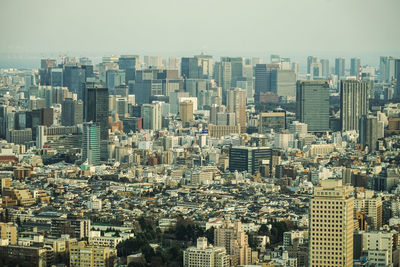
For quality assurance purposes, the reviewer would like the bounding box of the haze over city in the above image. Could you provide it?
[1,0,400,267]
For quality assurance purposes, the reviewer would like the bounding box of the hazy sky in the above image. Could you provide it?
[1,0,400,62]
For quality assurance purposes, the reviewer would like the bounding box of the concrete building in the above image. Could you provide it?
[259,112,286,134]
[309,179,354,267]
[296,80,330,132]
[0,222,18,245]
[82,122,100,166]
[141,102,162,131]
[226,88,246,130]
[179,100,194,126]
[335,57,345,79]
[183,237,229,267]
[69,241,117,267]
[340,80,369,132]
[214,221,251,266]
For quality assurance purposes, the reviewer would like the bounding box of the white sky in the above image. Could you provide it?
[1,0,399,62]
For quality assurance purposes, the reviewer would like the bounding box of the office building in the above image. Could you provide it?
[82,122,100,166]
[183,237,229,267]
[395,59,400,98]
[84,87,109,141]
[63,65,86,99]
[309,179,354,267]
[221,57,244,88]
[226,88,246,129]
[296,81,330,132]
[380,56,397,83]
[359,115,381,152]
[214,220,251,266]
[141,102,162,130]
[350,57,361,78]
[335,57,345,79]
[181,55,213,79]
[307,56,318,74]
[255,64,268,97]
[340,80,369,132]
[118,55,137,83]
[229,146,273,175]
[50,68,63,87]
[354,189,382,230]
[320,59,330,78]
[214,61,232,92]
[62,98,83,126]
[179,100,194,125]
[106,69,125,93]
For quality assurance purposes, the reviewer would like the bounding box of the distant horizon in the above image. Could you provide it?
[1,51,399,70]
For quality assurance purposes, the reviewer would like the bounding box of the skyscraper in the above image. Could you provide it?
[307,56,317,74]
[221,57,244,88]
[380,56,397,83]
[141,102,162,130]
[63,65,86,99]
[320,59,330,78]
[335,57,345,79]
[84,87,109,141]
[255,64,268,96]
[179,100,194,126]
[226,88,246,130]
[214,61,232,92]
[50,68,63,87]
[350,57,361,78]
[359,115,379,152]
[296,81,330,132]
[340,80,369,132]
[62,98,83,126]
[309,179,354,267]
[82,122,100,166]
[118,55,137,84]
[214,220,251,266]
[395,59,400,98]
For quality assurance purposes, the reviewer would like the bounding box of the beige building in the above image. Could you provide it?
[354,189,383,230]
[183,237,229,267]
[214,220,251,266]
[360,231,394,266]
[69,241,117,267]
[309,179,354,267]
[0,222,18,245]
[179,100,194,125]
[226,88,247,131]
[208,124,241,138]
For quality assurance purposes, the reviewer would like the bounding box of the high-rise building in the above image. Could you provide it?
[350,57,361,78]
[106,69,125,93]
[221,57,244,88]
[359,115,380,152]
[380,56,397,83]
[395,59,400,98]
[141,102,162,130]
[62,98,83,126]
[226,88,246,129]
[340,80,369,132]
[82,122,100,166]
[229,146,273,175]
[320,59,330,78]
[181,55,213,79]
[214,61,232,92]
[335,57,346,79]
[50,68,63,87]
[354,189,382,230]
[118,55,137,84]
[255,64,268,96]
[179,100,194,126]
[307,56,318,74]
[84,87,109,141]
[214,220,251,266]
[63,65,86,99]
[296,81,330,132]
[183,237,229,267]
[309,179,354,267]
